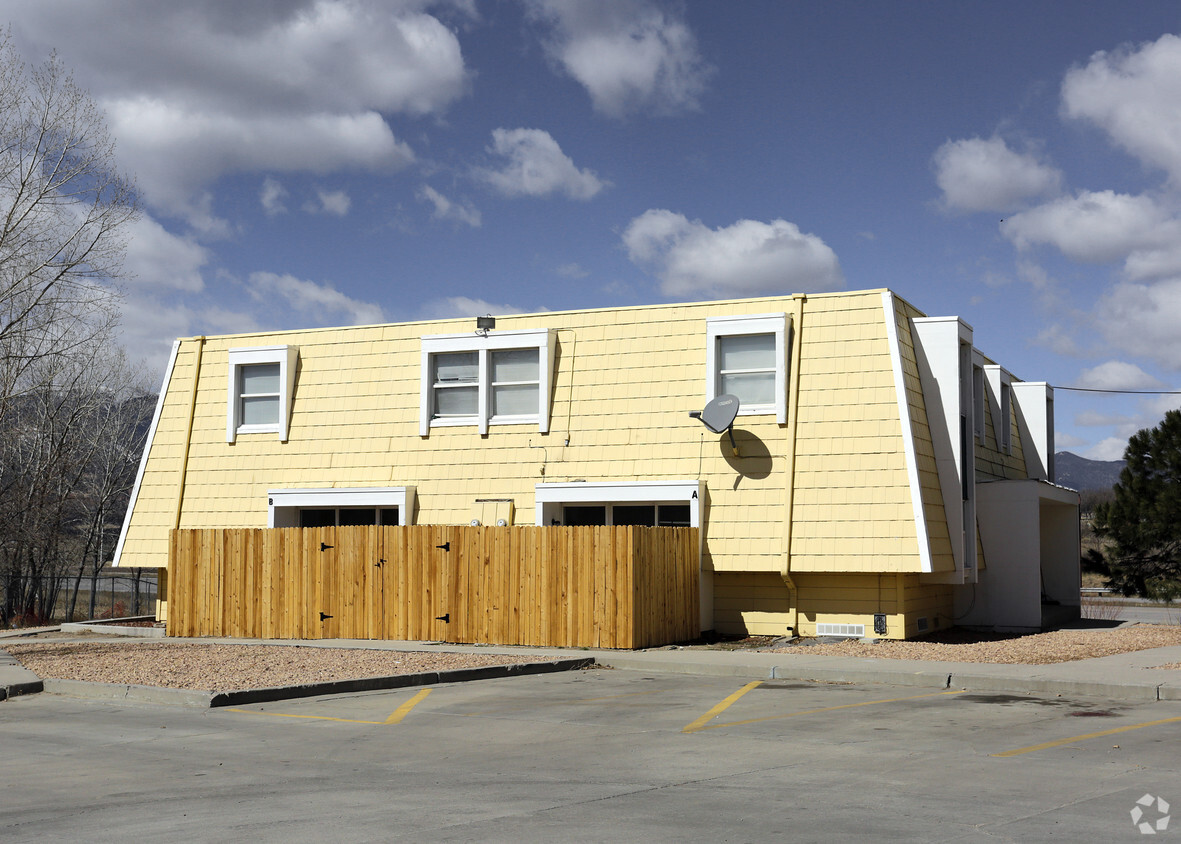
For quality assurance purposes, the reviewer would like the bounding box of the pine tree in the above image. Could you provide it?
[1092,410,1181,598]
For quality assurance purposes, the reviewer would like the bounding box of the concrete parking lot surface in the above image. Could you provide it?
[3,669,1181,842]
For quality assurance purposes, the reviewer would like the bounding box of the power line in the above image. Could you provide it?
[1053,386,1181,395]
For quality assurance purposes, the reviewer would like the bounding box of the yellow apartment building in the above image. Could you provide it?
[113,288,1080,640]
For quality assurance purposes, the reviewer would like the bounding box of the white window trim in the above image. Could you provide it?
[971,356,986,441]
[984,364,1013,455]
[535,480,702,527]
[227,345,298,443]
[420,328,555,436]
[705,313,788,424]
[267,487,416,527]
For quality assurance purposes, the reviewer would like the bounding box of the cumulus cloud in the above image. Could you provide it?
[247,272,385,326]
[122,215,209,292]
[622,209,844,297]
[1062,33,1181,184]
[1000,190,1181,264]
[525,0,712,118]
[933,137,1061,212]
[1075,360,1164,391]
[260,178,288,216]
[477,128,607,200]
[8,1,467,220]
[305,189,352,216]
[1096,279,1181,370]
[418,184,482,227]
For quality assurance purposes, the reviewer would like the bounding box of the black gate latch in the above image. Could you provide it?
[319,612,333,621]
[435,613,450,623]
[436,542,450,552]
[320,542,333,552]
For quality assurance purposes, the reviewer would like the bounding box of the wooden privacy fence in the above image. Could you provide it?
[168,525,699,649]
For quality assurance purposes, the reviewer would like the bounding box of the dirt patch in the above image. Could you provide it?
[763,625,1181,665]
[4,641,526,692]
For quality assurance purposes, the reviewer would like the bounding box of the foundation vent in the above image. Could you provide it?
[916,617,930,632]
[816,623,865,638]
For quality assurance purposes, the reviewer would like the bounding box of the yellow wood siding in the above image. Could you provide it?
[788,294,923,573]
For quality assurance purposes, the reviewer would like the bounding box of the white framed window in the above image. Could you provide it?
[705,313,788,423]
[420,329,555,435]
[535,480,702,528]
[268,487,416,527]
[227,345,298,443]
[972,362,985,440]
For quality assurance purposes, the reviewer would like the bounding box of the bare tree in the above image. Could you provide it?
[0,35,141,626]
[0,33,138,416]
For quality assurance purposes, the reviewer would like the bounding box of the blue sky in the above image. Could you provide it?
[5,0,1181,459]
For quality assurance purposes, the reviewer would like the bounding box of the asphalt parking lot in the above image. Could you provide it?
[3,669,1180,842]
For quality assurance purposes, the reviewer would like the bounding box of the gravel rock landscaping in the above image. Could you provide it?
[4,641,524,692]
[764,624,1181,664]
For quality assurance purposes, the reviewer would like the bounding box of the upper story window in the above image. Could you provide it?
[226,345,298,443]
[705,313,788,423]
[420,328,554,435]
[984,364,1013,455]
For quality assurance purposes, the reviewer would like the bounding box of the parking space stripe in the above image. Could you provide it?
[682,681,763,733]
[385,689,432,724]
[701,689,966,731]
[223,709,390,725]
[992,715,1181,757]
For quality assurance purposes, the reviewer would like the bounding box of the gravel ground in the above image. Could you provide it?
[763,624,1181,665]
[4,641,524,692]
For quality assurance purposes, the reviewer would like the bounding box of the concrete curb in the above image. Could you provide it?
[0,650,44,701]
[40,657,596,708]
[60,617,165,638]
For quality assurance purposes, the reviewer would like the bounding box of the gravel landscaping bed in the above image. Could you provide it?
[764,624,1181,664]
[4,642,525,692]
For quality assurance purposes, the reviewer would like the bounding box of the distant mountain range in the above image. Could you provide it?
[1055,451,1125,492]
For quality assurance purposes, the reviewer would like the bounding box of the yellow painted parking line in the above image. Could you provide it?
[683,681,763,733]
[701,689,966,732]
[385,688,432,724]
[992,715,1181,757]
[223,689,434,727]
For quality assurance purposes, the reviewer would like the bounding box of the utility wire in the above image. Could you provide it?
[1052,386,1181,395]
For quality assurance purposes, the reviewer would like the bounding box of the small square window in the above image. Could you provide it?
[706,313,788,423]
[227,346,298,443]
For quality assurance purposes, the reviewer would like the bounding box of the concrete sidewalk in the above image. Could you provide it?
[4,631,1181,705]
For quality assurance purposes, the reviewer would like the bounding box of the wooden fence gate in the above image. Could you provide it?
[167,525,698,649]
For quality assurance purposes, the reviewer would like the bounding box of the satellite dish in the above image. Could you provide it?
[698,394,739,434]
[689,394,741,455]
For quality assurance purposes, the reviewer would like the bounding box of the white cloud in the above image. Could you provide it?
[306,189,352,216]
[556,262,589,278]
[122,215,209,292]
[1000,190,1181,264]
[260,178,288,216]
[8,2,467,221]
[477,128,608,200]
[417,296,531,320]
[247,272,385,326]
[1096,279,1181,370]
[525,0,712,118]
[1062,33,1181,184]
[418,184,482,227]
[933,137,1061,213]
[1075,360,1164,391]
[1085,436,1132,461]
[108,100,412,220]
[622,209,844,297]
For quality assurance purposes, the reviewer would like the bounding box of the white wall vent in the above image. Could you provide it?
[916,617,930,632]
[816,623,865,638]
